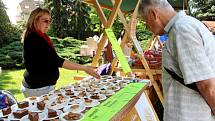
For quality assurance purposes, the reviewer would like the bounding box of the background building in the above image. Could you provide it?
[16,0,42,23]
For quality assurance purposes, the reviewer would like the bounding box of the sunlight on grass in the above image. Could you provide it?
[0,68,87,101]
[56,68,87,89]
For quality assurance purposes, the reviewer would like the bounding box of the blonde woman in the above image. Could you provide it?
[22,7,100,97]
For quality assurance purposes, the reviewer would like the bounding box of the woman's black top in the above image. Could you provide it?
[23,32,65,89]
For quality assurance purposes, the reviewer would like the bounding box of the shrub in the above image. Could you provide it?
[51,37,92,64]
[0,36,91,69]
[0,41,23,69]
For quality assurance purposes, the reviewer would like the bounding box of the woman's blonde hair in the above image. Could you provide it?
[22,7,50,41]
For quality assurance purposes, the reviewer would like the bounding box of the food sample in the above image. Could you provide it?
[29,96,37,101]
[65,88,71,92]
[13,109,28,119]
[65,90,74,96]
[63,112,82,120]
[28,112,39,121]
[112,76,122,80]
[107,86,119,91]
[77,91,87,97]
[70,96,80,100]
[65,91,74,96]
[37,101,45,110]
[100,90,107,94]
[57,93,63,97]
[48,109,57,118]
[41,95,49,101]
[56,96,65,104]
[116,82,127,87]
[102,82,111,86]
[86,88,96,92]
[91,84,100,89]
[100,88,108,94]
[74,87,84,91]
[90,93,100,100]
[84,98,92,103]
[2,106,11,116]
[81,82,89,87]
[17,101,29,109]
[101,75,112,79]
[70,105,79,110]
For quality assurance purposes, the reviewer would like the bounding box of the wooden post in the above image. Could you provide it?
[91,0,123,67]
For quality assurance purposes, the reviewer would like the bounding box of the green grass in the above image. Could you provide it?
[0,69,87,101]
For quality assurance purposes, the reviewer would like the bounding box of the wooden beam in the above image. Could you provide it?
[91,0,123,67]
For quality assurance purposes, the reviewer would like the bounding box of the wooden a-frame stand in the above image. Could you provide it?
[145,34,163,51]
[84,0,164,106]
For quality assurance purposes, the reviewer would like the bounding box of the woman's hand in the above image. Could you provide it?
[83,66,100,79]
[62,60,100,79]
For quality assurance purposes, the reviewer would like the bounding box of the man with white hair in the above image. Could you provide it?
[138,0,215,120]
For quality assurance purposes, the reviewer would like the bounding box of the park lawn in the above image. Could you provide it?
[0,68,87,101]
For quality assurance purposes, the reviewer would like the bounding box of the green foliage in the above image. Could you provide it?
[0,36,91,70]
[88,8,151,44]
[16,20,26,32]
[89,8,125,38]
[112,16,124,39]
[0,41,23,69]
[77,56,92,64]
[0,36,91,69]
[136,19,152,41]
[0,0,19,47]
[44,0,94,39]
[0,0,22,68]
[43,0,152,49]
[51,37,92,64]
[134,19,152,51]
[0,0,9,24]
[140,39,150,51]
[0,0,23,69]
[189,0,215,20]
[5,25,22,42]
[89,11,101,33]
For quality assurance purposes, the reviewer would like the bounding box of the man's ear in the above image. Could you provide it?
[148,8,158,21]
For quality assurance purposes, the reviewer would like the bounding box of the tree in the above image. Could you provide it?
[89,8,125,39]
[67,0,93,39]
[51,0,62,38]
[189,0,215,20]
[43,0,152,42]
[44,0,93,40]
[0,0,12,47]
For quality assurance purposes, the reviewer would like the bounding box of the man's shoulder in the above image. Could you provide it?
[173,15,204,33]
[175,15,198,25]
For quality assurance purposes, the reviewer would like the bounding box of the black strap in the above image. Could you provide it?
[164,67,199,92]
